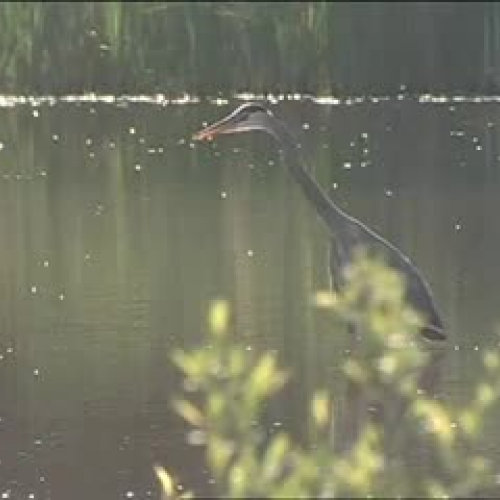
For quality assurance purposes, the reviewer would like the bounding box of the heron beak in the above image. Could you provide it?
[192,114,240,141]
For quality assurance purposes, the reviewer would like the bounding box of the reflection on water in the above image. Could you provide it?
[0,96,499,498]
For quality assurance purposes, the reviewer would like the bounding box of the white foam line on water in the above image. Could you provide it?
[0,93,201,107]
[2,93,500,108]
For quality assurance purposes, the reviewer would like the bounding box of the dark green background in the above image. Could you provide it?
[2,2,500,95]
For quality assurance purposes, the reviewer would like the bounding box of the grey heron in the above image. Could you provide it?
[193,103,445,342]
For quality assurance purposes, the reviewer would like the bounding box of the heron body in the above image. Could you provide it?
[193,103,445,342]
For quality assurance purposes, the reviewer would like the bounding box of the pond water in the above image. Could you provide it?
[0,94,499,499]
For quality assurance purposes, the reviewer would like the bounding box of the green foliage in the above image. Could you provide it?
[1,3,500,95]
[0,2,336,95]
[156,253,500,498]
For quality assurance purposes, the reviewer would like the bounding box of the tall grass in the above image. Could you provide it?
[1,3,500,95]
[0,2,335,95]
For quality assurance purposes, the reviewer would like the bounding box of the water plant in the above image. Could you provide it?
[156,252,500,498]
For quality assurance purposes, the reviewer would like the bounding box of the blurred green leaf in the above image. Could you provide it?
[159,253,500,498]
[209,299,230,338]
[173,399,205,428]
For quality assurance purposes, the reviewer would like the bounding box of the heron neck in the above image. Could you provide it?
[271,118,352,235]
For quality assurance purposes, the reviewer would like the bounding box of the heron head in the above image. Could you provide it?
[193,103,275,141]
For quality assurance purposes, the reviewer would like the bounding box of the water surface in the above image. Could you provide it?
[0,95,499,498]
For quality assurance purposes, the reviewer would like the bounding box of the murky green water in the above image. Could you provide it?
[0,95,499,499]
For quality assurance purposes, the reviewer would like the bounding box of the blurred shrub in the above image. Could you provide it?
[156,251,500,498]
